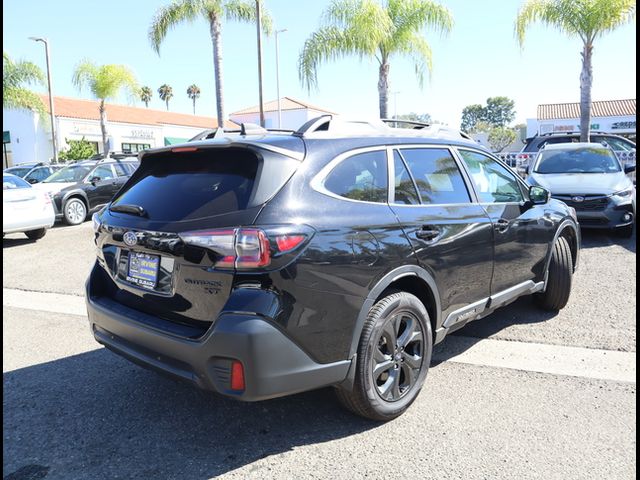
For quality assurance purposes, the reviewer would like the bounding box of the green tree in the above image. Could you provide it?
[58,137,97,162]
[140,86,153,107]
[460,104,486,132]
[72,61,138,156]
[158,84,173,110]
[516,0,635,142]
[299,0,453,118]
[488,127,517,152]
[187,84,201,114]
[150,0,272,126]
[3,52,46,115]
[484,96,515,127]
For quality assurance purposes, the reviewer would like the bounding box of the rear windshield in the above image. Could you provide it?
[111,147,298,222]
[3,175,31,189]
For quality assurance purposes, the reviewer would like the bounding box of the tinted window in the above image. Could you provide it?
[324,150,388,203]
[597,136,635,152]
[113,163,130,177]
[3,175,31,189]
[25,167,50,182]
[393,151,419,205]
[5,167,31,177]
[534,147,621,174]
[399,148,470,204]
[458,150,524,203]
[112,149,263,222]
[44,165,92,183]
[92,165,115,181]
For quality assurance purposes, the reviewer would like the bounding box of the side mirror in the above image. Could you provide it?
[624,164,636,174]
[27,178,38,184]
[89,176,101,185]
[529,185,550,205]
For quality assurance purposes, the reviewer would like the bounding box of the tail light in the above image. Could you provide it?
[43,192,52,205]
[179,226,311,270]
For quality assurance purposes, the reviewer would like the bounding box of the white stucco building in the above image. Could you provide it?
[230,97,336,130]
[3,95,235,168]
[526,99,636,140]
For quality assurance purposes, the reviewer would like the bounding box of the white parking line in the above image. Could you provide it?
[3,288,636,383]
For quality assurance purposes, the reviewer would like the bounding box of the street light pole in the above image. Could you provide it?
[275,29,287,129]
[392,91,400,127]
[255,1,265,127]
[29,37,58,163]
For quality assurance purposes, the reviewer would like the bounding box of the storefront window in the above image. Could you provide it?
[122,143,151,154]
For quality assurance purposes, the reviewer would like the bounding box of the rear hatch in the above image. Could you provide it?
[91,143,302,338]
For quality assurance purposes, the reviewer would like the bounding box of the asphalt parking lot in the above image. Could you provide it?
[3,222,636,480]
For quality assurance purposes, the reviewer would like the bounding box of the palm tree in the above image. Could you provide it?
[150,0,273,127]
[158,84,174,110]
[3,52,46,115]
[187,84,201,114]
[140,86,153,107]
[72,60,138,156]
[516,0,635,142]
[299,0,453,118]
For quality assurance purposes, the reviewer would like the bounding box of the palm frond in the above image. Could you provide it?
[398,33,433,88]
[224,0,273,35]
[3,87,46,116]
[73,60,139,102]
[149,0,206,54]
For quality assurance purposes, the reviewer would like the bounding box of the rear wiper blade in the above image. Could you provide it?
[109,203,147,217]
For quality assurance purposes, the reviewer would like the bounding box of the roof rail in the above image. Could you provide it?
[381,118,431,129]
[295,115,473,142]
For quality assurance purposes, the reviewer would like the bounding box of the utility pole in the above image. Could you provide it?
[29,37,58,163]
[275,29,287,128]
[255,1,265,127]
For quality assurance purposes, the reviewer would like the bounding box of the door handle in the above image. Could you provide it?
[494,218,510,233]
[415,226,440,241]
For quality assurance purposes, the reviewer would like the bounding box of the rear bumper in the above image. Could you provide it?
[86,276,351,401]
[3,213,55,234]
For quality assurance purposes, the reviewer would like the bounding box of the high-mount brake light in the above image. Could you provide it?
[171,147,199,153]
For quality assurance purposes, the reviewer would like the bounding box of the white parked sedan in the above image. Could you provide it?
[3,173,55,240]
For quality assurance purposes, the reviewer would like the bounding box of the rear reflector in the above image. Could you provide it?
[230,360,245,391]
[275,234,306,252]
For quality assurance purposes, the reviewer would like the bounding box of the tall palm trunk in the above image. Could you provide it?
[192,98,196,115]
[165,99,169,110]
[579,42,593,142]
[378,62,390,119]
[99,99,109,156]
[209,15,225,127]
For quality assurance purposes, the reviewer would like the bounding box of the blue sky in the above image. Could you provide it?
[3,0,636,127]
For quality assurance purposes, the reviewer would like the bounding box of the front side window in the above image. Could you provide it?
[25,167,50,182]
[458,149,524,203]
[399,148,471,204]
[323,150,388,203]
[44,165,92,183]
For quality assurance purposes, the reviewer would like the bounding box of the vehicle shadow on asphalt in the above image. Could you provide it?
[2,237,37,249]
[431,295,558,366]
[3,350,380,479]
[579,227,635,254]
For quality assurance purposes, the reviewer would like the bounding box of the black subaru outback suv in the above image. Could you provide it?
[86,117,580,420]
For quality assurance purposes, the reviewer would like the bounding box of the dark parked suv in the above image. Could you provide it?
[35,156,139,225]
[86,117,580,420]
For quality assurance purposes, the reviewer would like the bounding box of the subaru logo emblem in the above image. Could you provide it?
[123,231,138,246]
[572,196,585,203]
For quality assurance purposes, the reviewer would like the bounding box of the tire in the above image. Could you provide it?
[336,291,433,421]
[535,236,573,311]
[63,198,87,225]
[25,228,47,240]
[615,224,634,238]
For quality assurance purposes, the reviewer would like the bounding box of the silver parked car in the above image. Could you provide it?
[527,142,636,237]
[3,173,55,240]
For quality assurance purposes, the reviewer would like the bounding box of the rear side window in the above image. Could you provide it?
[112,148,297,222]
[399,148,471,204]
[323,150,388,203]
